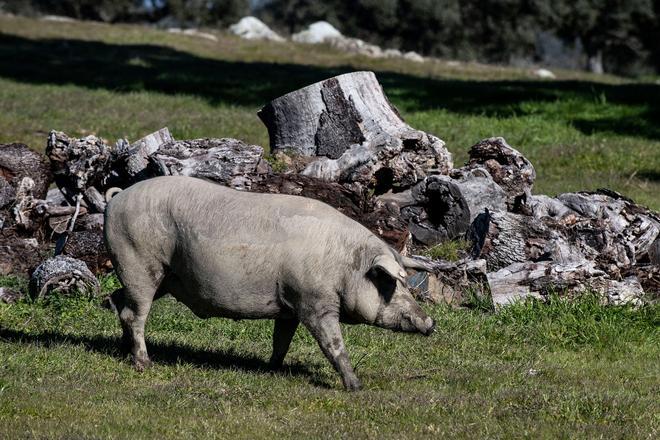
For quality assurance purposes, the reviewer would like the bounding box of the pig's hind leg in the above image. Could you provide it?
[301,309,362,391]
[112,256,162,372]
[269,318,299,368]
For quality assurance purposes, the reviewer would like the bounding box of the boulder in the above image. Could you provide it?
[229,16,285,42]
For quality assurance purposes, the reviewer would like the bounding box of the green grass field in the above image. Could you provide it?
[1,15,659,439]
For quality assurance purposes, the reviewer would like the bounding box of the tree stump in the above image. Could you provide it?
[258,71,452,187]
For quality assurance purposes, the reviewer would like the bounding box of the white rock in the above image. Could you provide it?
[292,21,343,44]
[533,68,556,79]
[41,15,76,23]
[403,51,425,63]
[229,16,284,42]
[168,28,218,42]
[383,48,403,58]
[330,37,383,58]
[183,29,217,41]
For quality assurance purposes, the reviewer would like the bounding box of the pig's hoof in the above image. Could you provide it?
[133,357,153,372]
[268,357,284,370]
[343,376,362,391]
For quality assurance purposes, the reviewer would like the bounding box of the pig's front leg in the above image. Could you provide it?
[302,311,362,391]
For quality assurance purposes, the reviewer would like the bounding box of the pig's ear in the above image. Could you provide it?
[371,255,407,283]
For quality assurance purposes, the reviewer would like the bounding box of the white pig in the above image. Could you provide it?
[104,176,435,390]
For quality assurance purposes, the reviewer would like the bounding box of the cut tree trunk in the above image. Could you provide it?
[258,71,452,188]
[29,255,100,299]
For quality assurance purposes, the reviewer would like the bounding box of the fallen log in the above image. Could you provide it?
[46,130,119,211]
[150,137,271,189]
[62,229,111,274]
[487,261,644,308]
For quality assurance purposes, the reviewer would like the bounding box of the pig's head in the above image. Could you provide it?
[350,253,435,336]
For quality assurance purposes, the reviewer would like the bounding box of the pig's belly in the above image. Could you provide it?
[162,256,288,320]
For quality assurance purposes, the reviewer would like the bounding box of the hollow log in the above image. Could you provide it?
[258,71,452,187]
[150,138,271,190]
[29,255,100,299]
[400,176,471,245]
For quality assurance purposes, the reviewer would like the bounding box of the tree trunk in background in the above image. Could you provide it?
[587,49,604,74]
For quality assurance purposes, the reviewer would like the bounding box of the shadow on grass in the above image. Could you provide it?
[0,327,331,388]
[1,32,659,140]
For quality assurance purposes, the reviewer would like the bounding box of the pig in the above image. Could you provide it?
[104,176,435,390]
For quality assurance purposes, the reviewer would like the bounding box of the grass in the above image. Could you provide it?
[422,239,471,261]
[1,278,658,439]
[0,14,659,439]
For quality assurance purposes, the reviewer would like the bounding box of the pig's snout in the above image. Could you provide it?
[423,318,436,336]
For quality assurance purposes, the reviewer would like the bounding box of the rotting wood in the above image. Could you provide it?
[29,255,100,299]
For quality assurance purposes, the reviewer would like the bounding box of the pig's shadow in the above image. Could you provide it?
[0,328,332,388]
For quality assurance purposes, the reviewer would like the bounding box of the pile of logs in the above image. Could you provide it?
[0,71,657,308]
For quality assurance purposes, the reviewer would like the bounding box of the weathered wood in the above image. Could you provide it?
[400,176,471,245]
[62,229,111,274]
[0,234,46,276]
[447,167,507,222]
[46,130,115,204]
[466,137,535,211]
[125,127,173,179]
[258,71,452,188]
[468,210,579,271]
[0,286,22,304]
[0,143,51,200]
[557,189,660,263]
[84,187,107,213]
[0,177,16,209]
[487,261,644,308]
[150,138,271,190]
[29,255,100,299]
[405,257,487,305]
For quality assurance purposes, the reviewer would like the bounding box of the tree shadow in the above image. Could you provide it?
[1,32,659,140]
[0,327,331,388]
